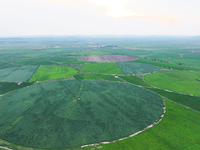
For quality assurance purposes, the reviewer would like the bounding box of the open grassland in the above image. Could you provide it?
[74,74,122,82]
[135,58,200,71]
[119,76,150,87]
[0,64,38,82]
[29,65,78,81]
[0,82,33,95]
[83,100,200,150]
[0,80,163,149]
[146,88,200,111]
[144,70,200,96]
[82,63,123,74]
[117,62,159,75]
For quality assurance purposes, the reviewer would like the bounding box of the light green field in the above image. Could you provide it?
[83,100,200,150]
[82,63,123,75]
[144,70,200,96]
[29,65,78,81]
[161,58,200,68]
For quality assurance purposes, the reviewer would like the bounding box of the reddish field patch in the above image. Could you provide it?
[78,55,138,62]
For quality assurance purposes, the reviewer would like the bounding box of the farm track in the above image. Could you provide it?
[0,146,12,150]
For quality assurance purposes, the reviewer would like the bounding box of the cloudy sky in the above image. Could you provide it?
[0,0,200,36]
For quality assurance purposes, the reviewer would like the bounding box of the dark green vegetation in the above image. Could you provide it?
[117,62,159,74]
[144,70,200,96]
[119,75,150,87]
[82,62,123,74]
[83,100,200,150]
[0,64,38,82]
[0,36,200,150]
[74,74,122,82]
[146,88,200,111]
[0,82,33,95]
[0,80,163,149]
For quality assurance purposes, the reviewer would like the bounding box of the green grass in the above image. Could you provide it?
[146,88,200,111]
[29,65,78,81]
[0,80,163,149]
[82,62,123,74]
[0,82,34,95]
[119,75,150,87]
[74,74,122,82]
[0,64,38,82]
[135,58,200,71]
[82,100,200,150]
[117,62,159,75]
[144,70,200,96]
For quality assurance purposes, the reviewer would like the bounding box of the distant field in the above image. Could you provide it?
[119,76,150,87]
[117,62,159,75]
[29,65,78,81]
[146,88,200,111]
[68,51,110,56]
[0,64,38,82]
[74,74,122,82]
[14,57,56,65]
[144,70,200,96]
[0,82,33,95]
[161,58,200,68]
[82,62,123,74]
[79,55,137,62]
[135,58,200,71]
[83,100,200,150]
[49,57,86,64]
[0,80,163,149]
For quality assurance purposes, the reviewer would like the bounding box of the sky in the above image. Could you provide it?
[0,0,200,36]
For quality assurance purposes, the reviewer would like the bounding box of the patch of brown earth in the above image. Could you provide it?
[78,55,138,62]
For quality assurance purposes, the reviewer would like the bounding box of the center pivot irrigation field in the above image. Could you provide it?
[78,55,138,62]
[0,80,163,149]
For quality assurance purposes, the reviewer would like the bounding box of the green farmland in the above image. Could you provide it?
[82,62,123,74]
[82,100,200,150]
[0,80,163,149]
[0,64,38,82]
[0,36,200,150]
[144,70,200,96]
[29,65,78,81]
[74,74,122,82]
[117,62,159,75]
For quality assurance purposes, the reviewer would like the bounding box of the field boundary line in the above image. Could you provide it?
[81,100,166,149]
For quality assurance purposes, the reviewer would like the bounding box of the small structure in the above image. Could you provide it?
[77,97,81,101]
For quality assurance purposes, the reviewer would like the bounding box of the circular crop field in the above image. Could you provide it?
[0,80,163,149]
[78,55,138,62]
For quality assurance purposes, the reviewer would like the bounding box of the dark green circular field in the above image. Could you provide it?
[0,80,163,149]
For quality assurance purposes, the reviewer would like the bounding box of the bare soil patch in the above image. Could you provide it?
[78,55,138,62]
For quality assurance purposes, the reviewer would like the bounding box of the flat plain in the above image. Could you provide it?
[0,36,199,150]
